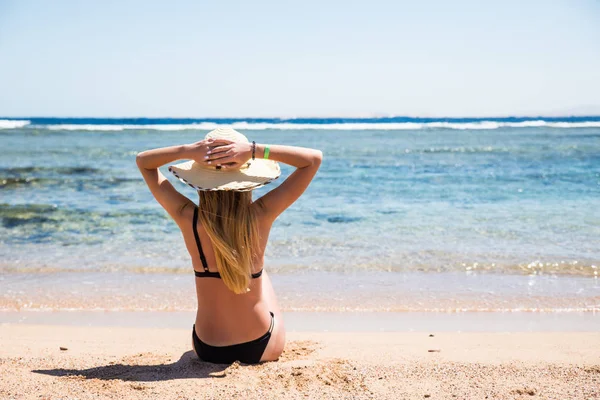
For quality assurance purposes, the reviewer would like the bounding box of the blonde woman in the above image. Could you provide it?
[136,128,322,364]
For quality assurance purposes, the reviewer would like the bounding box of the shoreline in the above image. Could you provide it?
[1,324,598,399]
[2,310,599,332]
[3,271,599,314]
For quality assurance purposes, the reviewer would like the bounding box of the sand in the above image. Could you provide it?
[1,325,599,399]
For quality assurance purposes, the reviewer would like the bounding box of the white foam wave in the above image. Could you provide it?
[47,124,126,131]
[427,121,501,130]
[543,121,600,128]
[4,120,600,131]
[232,122,424,130]
[46,123,221,131]
[506,120,547,127]
[0,119,30,129]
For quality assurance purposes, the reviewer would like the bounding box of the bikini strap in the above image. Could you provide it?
[251,269,264,279]
[192,207,209,272]
[268,311,275,334]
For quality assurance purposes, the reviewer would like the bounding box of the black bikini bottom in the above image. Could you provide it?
[192,312,274,364]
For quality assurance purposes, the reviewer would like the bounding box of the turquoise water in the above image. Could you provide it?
[1,120,599,312]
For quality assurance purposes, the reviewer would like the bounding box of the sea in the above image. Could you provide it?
[1,117,599,329]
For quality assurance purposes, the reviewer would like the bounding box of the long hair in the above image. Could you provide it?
[197,190,259,294]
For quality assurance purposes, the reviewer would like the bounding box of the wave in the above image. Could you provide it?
[31,121,600,131]
[45,123,222,131]
[0,119,30,129]
[1,117,600,131]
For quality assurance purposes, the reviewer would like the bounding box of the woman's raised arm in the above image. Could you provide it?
[253,144,322,220]
[136,139,213,222]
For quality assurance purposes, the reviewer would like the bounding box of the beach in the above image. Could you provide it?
[2,0,600,397]
[1,323,599,399]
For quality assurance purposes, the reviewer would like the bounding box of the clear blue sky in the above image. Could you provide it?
[0,0,599,117]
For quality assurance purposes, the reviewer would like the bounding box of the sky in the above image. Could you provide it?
[0,0,599,118]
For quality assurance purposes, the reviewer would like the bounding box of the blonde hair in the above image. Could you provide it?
[197,190,259,294]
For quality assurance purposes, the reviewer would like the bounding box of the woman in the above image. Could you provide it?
[136,127,322,364]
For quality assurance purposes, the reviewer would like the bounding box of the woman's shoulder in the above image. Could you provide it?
[252,198,275,225]
[176,200,197,226]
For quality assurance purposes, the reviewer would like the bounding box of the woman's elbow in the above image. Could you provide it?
[135,152,147,169]
[312,150,323,167]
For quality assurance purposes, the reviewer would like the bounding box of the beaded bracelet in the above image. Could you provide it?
[251,141,256,160]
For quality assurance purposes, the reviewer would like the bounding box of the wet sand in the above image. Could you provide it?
[3,271,599,314]
[1,324,598,399]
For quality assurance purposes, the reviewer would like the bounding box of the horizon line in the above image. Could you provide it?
[2,114,600,120]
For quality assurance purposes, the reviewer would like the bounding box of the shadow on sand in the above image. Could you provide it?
[33,350,237,382]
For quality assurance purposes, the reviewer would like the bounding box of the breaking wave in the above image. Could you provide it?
[1,117,600,131]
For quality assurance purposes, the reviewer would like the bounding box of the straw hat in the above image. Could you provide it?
[168,127,281,191]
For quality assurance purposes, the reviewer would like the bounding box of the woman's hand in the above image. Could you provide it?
[202,139,253,169]
[186,138,217,164]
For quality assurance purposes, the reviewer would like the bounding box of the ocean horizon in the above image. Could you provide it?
[2,115,600,131]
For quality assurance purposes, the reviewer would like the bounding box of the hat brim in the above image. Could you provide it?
[168,159,281,191]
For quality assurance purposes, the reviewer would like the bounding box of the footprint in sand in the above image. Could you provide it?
[511,387,538,396]
[278,340,320,361]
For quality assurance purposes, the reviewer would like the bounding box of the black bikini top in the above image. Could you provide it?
[192,207,263,279]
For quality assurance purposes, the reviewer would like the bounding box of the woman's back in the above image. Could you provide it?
[179,202,281,353]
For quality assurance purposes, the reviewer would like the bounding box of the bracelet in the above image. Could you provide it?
[263,145,270,159]
[251,141,256,160]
